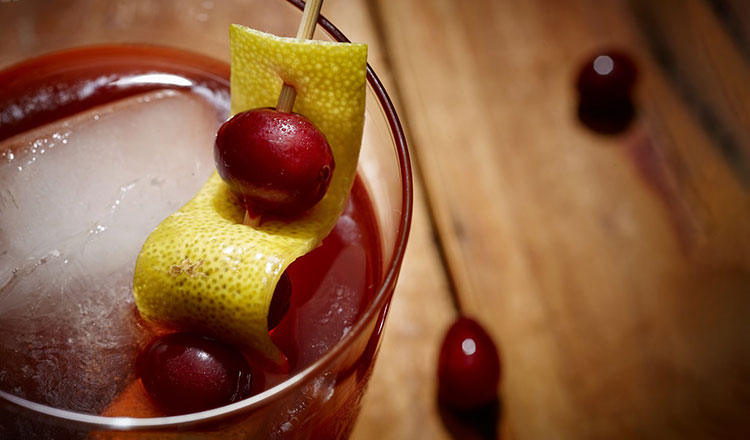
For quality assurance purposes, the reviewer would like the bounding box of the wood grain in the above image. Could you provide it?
[373,0,750,438]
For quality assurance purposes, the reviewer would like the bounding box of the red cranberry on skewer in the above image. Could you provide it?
[438,317,501,410]
[214,108,335,218]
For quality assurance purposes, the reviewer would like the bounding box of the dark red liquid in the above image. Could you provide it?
[0,45,382,417]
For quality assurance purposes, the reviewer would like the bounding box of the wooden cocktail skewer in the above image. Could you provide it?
[243,0,324,226]
[276,0,324,113]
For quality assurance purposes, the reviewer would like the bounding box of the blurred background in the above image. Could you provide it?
[330,0,750,439]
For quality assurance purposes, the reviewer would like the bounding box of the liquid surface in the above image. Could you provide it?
[0,45,381,416]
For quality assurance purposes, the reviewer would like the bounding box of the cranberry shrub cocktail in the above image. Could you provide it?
[0,1,412,438]
[0,44,379,409]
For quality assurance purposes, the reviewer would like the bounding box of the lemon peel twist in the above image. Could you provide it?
[133,25,367,362]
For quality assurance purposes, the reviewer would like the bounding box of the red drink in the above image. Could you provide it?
[0,46,385,437]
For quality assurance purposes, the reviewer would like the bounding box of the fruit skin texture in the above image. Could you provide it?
[137,333,253,416]
[438,317,501,410]
[215,108,335,217]
[133,173,319,365]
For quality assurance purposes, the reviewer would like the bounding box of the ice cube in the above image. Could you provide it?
[0,90,219,414]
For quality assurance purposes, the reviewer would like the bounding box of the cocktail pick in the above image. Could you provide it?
[241,0,326,227]
[276,0,324,113]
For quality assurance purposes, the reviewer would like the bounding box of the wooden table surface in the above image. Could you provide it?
[1,0,748,438]
[318,1,750,439]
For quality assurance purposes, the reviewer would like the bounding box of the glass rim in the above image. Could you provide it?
[0,0,413,430]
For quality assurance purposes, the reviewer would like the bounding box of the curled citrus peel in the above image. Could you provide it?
[133,25,367,364]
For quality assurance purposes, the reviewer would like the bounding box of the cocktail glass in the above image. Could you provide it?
[0,0,412,438]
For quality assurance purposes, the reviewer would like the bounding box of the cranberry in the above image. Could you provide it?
[576,50,638,133]
[136,333,252,415]
[268,271,292,330]
[438,317,501,410]
[214,108,335,217]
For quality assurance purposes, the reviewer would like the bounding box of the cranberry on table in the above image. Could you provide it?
[214,108,335,217]
[137,333,253,415]
[438,317,501,410]
[576,50,638,134]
